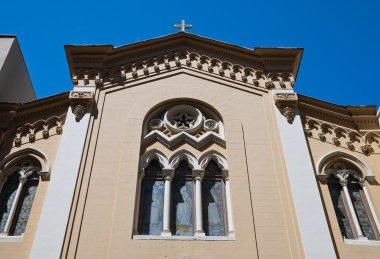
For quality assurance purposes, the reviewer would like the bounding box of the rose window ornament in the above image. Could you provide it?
[149,119,164,130]
[173,112,195,129]
[164,105,204,134]
[204,119,218,131]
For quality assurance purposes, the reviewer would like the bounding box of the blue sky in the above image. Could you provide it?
[2,0,379,106]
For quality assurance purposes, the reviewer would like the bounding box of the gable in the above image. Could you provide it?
[65,33,303,92]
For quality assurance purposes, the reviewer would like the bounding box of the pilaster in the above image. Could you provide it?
[272,89,336,259]
[29,88,95,259]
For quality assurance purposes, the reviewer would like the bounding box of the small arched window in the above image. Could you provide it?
[325,161,380,240]
[0,158,41,236]
[138,159,164,235]
[172,160,193,236]
[202,160,226,236]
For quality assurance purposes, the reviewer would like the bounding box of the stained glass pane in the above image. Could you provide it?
[0,179,19,233]
[144,160,162,177]
[348,186,376,240]
[204,160,222,178]
[175,160,192,177]
[328,178,354,239]
[172,180,193,236]
[202,180,225,236]
[10,179,38,236]
[139,180,164,235]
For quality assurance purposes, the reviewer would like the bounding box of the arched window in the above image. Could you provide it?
[324,161,380,240]
[135,102,234,239]
[138,159,164,235]
[0,158,41,236]
[202,160,226,236]
[172,160,193,236]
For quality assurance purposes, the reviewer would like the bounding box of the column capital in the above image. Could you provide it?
[222,169,229,181]
[162,169,175,181]
[192,169,204,181]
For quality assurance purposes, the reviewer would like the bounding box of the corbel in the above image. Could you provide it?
[69,91,95,122]
[274,92,298,123]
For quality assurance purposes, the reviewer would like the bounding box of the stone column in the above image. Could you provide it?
[3,174,26,234]
[161,169,174,236]
[193,169,205,236]
[223,170,234,236]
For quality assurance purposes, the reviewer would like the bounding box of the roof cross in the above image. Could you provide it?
[174,20,192,32]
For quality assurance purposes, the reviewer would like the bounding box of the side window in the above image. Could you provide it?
[324,161,380,241]
[0,159,41,236]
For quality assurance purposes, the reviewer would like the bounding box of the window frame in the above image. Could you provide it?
[134,152,234,240]
[322,160,380,243]
[0,162,41,237]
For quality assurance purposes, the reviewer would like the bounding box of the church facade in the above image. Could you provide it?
[0,33,379,259]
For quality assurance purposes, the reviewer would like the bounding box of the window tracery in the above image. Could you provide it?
[322,161,380,241]
[0,158,41,236]
[135,102,233,239]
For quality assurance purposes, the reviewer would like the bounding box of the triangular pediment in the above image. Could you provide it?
[65,32,303,90]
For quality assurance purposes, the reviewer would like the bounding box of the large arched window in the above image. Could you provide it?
[134,100,234,239]
[0,158,41,236]
[323,161,380,241]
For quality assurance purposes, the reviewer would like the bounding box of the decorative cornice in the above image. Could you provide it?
[70,50,295,90]
[0,113,66,149]
[69,91,94,122]
[298,95,379,131]
[274,92,298,123]
[303,117,380,156]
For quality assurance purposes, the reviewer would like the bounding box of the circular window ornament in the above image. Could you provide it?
[204,119,218,131]
[164,105,203,133]
[149,119,164,130]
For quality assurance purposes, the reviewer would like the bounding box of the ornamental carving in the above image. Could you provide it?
[0,114,66,149]
[192,170,205,181]
[69,91,94,122]
[303,117,380,156]
[280,106,295,123]
[70,50,295,90]
[274,92,298,123]
[142,104,225,150]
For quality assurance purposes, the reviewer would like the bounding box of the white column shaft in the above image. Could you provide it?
[342,185,364,237]
[195,179,204,235]
[225,179,234,235]
[162,179,171,236]
[4,182,24,234]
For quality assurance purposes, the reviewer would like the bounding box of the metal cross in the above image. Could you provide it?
[174,20,192,32]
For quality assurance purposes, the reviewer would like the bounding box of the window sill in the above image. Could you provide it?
[0,235,23,242]
[133,235,235,241]
[344,239,380,246]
